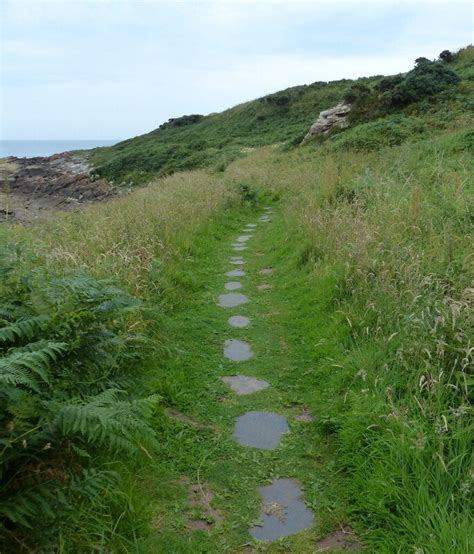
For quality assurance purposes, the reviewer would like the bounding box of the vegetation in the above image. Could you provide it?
[1,45,473,552]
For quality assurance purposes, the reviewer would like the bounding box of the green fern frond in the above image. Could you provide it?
[0,315,50,344]
[0,341,68,390]
[54,391,160,454]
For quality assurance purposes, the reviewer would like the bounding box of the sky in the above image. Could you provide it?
[1,0,472,140]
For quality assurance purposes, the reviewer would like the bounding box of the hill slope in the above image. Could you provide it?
[91,46,473,185]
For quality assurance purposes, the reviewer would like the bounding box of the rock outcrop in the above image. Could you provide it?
[301,102,351,144]
[0,152,116,223]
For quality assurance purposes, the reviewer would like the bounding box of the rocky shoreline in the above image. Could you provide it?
[0,151,116,223]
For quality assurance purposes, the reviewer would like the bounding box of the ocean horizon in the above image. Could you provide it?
[0,139,120,159]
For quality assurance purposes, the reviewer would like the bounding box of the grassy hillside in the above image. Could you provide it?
[91,47,473,186]
[1,47,473,551]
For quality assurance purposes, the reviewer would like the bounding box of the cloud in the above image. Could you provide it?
[1,0,472,139]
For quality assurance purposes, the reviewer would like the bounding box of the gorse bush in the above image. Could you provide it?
[0,244,159,550]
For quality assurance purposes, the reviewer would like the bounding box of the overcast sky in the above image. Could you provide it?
[1,0,472,140]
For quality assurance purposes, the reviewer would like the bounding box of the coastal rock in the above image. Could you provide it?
[301,102,351,144]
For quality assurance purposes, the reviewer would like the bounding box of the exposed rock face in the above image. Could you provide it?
[301,102,351,144]
[0,152,116,223]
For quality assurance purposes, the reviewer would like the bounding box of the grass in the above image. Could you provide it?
[90,47,473,186]
[1,46,473,553]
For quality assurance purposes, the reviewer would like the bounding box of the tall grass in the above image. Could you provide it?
[34,170,236,297]
[226,131,473,551]
[1,169,238,551]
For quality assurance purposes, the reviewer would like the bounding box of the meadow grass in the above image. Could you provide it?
[2,49,473,552]
[223,131,473,552]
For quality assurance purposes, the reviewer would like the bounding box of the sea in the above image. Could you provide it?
[0,140,119,159]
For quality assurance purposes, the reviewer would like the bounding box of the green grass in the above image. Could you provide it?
[1,45,473,553]
[90,46,473,186]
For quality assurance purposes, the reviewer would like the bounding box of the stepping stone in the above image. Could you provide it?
[222,375,270,395]
[231,256,243,261]
[218,293,249,307]
[233,246,246,251]
[259,268,274,275]
[259,216,270,222]
[230,260,244,266]
[249,479,314,541]
[225,281,243,291]
[226,269,245,278]
[246,223,257,227]
[227,315,250,328]
[224,339,254,362]
[233,411,288,449]
[237,235,252,242]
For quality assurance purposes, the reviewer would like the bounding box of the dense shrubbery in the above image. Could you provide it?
[0,243,159,550]
[381,57,460,106]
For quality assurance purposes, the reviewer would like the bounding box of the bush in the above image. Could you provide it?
[383,59,460,106]
[343,82,371,103]
[439,49,454,63]
[0,244,159,549]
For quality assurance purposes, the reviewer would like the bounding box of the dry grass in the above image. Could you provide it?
[31,170,236,296]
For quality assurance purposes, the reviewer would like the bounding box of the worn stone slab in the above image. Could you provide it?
[259,216,270,222]
[246,223,257,227]
[224,339,254,362]
[218,293,249,308]
[222,375,270,395]
[226,269,245,278]
[230,260,244,266]
[228,315,250,328]
[237,235,252,242]
[259,268,274,275]
[233,411,288,449]
[225,281,243,291]
[249,478,314,541]
[233,246,247,251]
[231,256,244,261]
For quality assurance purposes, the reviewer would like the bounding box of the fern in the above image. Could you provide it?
[0,261,155,549]
[54,390,160,454]
[0,341,67,390]
[0,315,50,344]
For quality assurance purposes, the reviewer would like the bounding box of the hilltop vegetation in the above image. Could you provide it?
[91,47,473,185]
[1,46,473,552]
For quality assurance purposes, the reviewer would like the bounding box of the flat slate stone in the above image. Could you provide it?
[218,293,249,308]
[226,269,245,278]
[259,216,270,222]
[246,223,257,227]
[224,339,254,362]
[237,235,252,242]
[227,315,250,328]
[231,256,243,261]
[249,479,314,541]
[233,246,247,251]
[233,411,288,449]
[230,260,244,266]
[225,281,243,291]
[222,375,270,395]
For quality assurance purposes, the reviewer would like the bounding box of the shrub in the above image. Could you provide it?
[0,243,159,549]
[439,49,454,63]
[383,59,460,106]
[343,82,371,103]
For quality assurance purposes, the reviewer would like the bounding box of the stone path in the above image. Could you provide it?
[216,207,315,542]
